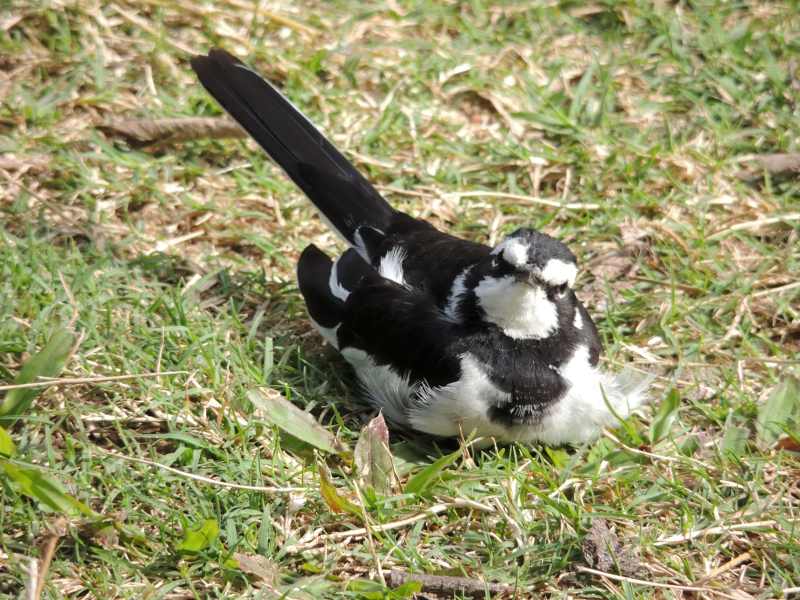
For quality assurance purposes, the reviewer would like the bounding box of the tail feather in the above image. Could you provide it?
[191,49,395,244]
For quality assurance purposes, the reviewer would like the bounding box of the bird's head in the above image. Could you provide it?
[464,228,584,340]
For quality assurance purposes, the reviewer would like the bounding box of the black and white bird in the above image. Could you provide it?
[191,49,649,445]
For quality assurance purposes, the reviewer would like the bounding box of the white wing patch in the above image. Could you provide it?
[341,347,416,426]
[443,265,473,322]
[573,309,583,329]
[378,246,407,286]
[328,256,350,301]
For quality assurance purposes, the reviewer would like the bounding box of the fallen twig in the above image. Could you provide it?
[388,569,514,598]
[97,117,246,148]
[221,0,319,35]
[708,212,800,240]
[694,551,751,585]
[654,519,790,546]
[33,517,68,600]
[0,371,186,392]
[284,498,495,552]
[96,447,307,494]
[26,558,37,600]
[443,189,600,210]
[736,153,800,180]
[577,566,740,598]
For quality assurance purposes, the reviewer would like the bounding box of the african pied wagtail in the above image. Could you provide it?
[191,49,649,445]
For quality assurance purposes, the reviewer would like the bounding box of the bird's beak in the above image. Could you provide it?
[514,271,539,287]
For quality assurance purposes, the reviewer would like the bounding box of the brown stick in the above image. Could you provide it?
[0,156,51,173]
[97,117,246,148]
[736,153,800,180]
[388,569,515,598]
[33,517,68,599]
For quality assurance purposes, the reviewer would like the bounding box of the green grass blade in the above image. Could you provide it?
[0,426,15,458]
[756,377,800,446]
[0,328,75,424]
[404,449,461,496]
[649,388,681,444]
[1,461,94,517]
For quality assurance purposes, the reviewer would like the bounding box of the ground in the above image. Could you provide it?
[1,1,799,598]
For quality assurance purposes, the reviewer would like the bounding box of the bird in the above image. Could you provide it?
[191,48,650,445]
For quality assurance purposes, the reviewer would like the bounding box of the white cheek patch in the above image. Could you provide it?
[378,246,407,286]
[538,258,577,288]
[492,238,529,267]
[474,275,559,339]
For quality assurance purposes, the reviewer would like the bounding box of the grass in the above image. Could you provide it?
[1,0,799,597]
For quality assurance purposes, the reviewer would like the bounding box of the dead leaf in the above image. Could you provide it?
[354,413,396,496]
[582,518,639,576]
[233,552,279,587]
[248,388,348,455]
[318,461,361,516]
[776,437,800,452]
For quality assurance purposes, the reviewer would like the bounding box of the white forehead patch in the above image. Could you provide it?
[492,238,529,267]
[538,258,577,287]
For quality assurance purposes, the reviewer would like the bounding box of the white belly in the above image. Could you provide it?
[341,346,649,445]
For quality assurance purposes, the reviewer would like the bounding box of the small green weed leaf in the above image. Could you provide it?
[318,462,361,516]
[2,462,93,517]
[650,388,680,443]
[545,447,569,469]
[176,518,219,554]
[404,449,460,496]
[721,411,749,456]
[0,426,15,457]
[1,328,75,423]
[354,413,395,496]
[248,389,346,455]
[144,432,225,459]
[391,581,423,598]
[756,377,800,446]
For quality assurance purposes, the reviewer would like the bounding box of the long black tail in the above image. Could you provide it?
[191,49,395,245]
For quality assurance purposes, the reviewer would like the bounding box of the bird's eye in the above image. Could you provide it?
[556,283,568,295]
